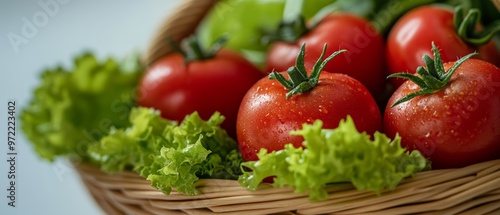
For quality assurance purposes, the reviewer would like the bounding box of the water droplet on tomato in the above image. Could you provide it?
[318,105,328,114]
[436,131,443,137]
[450,129,459,136]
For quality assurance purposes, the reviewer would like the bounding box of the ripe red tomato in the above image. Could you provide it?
[238,45,382,161]
[138,39,264,138]
[265,13,386,97]
[386,5,500,88]
[384,58,500,169]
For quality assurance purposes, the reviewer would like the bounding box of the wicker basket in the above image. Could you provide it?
[76,160,500,215]
[75,0,500,214]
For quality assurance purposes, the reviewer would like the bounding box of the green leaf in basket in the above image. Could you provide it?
[238,116,429,201]
[89,107,244,195]
[197,0,335,66]
[20,52,143,161]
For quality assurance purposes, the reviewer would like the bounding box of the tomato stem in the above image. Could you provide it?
[262,16,308,45]
[454,6,500,45]
[269,43,347,98]
[173,35,228,63]
[388,42,478,107]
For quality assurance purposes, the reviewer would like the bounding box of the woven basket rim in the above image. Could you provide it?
[75,159,500,214]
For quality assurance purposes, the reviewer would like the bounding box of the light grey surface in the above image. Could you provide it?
[0,0,182,214]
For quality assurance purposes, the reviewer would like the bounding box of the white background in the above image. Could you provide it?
[0,0,182,214]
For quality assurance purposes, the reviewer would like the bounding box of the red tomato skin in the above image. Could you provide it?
[138,49,264,137]
[265,13,386,97]
[384,59,500,169]
[237,72,382,161]
[386,5,500,88]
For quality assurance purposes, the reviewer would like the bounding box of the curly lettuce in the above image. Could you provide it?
[89,107,243,195]
[238,116,429,201]
[21,53,143,161]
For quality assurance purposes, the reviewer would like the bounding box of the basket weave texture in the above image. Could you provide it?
[76,160,500,215]
[76,0,500,214]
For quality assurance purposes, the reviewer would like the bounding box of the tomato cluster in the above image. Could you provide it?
[138,5,500,170]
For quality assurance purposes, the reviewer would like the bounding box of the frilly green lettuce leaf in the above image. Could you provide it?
[238,116,429,201]
[87,107,174,173]
[20,52,143,161]
[89,107,243,195]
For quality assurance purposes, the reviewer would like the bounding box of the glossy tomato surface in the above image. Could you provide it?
[386,5,500,88]
[384,59,500,169]
[265,13,386,97]
[138,49,264,137]
[237,72,382,161]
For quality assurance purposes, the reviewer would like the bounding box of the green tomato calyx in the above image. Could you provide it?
[262,16,309,44]
[454,6,500,46]
[269,43,347,99]
[388,42,477,107]
[173,35,228,63]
